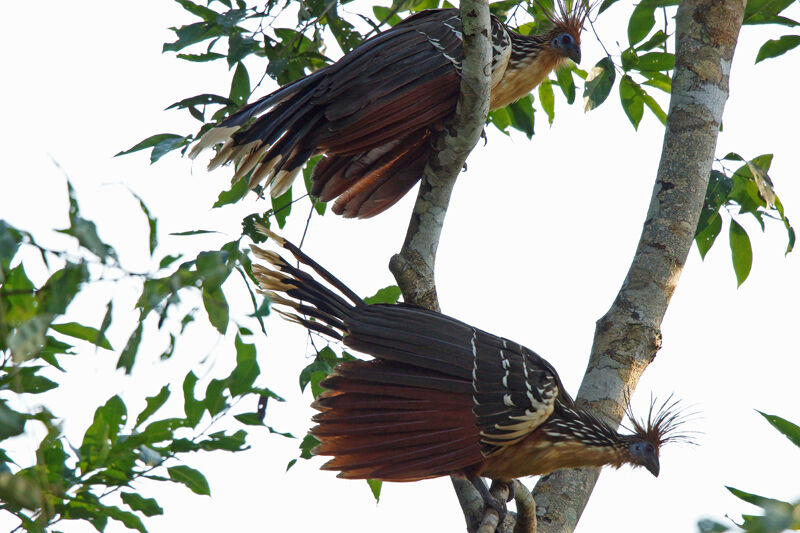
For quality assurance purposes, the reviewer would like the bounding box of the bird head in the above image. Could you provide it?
[536,0,592,64]
[621,395,694,478]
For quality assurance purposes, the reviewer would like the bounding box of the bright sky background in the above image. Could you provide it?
[2,1,799,532]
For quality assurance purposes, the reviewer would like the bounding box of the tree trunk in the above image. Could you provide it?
[391,0,746,531]
[531,1,746,531]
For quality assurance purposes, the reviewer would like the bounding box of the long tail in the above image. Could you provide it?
[188,70,327,198]
[250,228,484,480]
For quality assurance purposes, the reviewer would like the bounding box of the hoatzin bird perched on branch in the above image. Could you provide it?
[190,2,589,218]
[250,228,689,515]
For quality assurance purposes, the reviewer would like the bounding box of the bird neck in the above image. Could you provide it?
[489,29,567,110]
[508,30,549,64]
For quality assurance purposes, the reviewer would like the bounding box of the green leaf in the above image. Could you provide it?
[488,107,512,135]
[364,285,402,305]
[229,62,250,106]
[116,133,190,163]
[135,386,171,428]
[697,518,729,533]
[204,378,228,416]
[0,401,26,440]
[170,229,219,236]
[228,31,260,67]
[695,212,722,259]
[628,1,657,46]
[213,177,250,208]
[538,80,555,125]
[507,95,535,138]
[163,21,223,53]
[130,191,158,255]
[299,433,320,460]
[729,219,753,287]
[8,316,51,362]
[640,86,667,124]
[0,471,42,511]
[757,411,800,448]
[202,285,229,334]
[39,261,88,316]
[598,0,620,14]
[168,465,210,495]
[743,0,796,25]
[619,75,644,129]
[121,492,164,517]
[636,30,669,51]
[234,413,264,426]
[116,133,183,157]
[166,93,234,112]
[299,346,342,393]
[634,52,675,71]
[59,181,118,262]
[229,334,258,396]
[373,6,402,25]
[159,255,182,269]
[80,395,127,471]
[301,156,327,215]
[367,479,382,503]
[1,365,58,394]
[726,486,792,510]
[51,322,113,350]
[583,57,616,112]
[555,67,576,104]
[756,34,800,63]
[177,51,226,63]
[271,187,293,228]
[175,0,219,22]
[117,321,143,374]
[641,70,672,93]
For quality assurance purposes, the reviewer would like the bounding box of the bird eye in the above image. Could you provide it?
[646,443,655,453]
[561,34,573,46]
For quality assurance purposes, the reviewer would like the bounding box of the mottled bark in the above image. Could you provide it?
[531,1,746,531]
[388,0,494,528]
[389,0,492,312]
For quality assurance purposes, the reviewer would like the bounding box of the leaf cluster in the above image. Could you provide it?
[0,180,289,532]
[694,153,794,286]
[698,412,800,533]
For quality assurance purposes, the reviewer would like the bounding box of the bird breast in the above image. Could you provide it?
[478,429,624,481]
[489,47,567,110]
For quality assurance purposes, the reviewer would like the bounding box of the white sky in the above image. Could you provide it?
[2,1,799,532]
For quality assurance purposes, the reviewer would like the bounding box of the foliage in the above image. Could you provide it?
[695,153,794,286]
[0,182,286,531]
[698,412,800,533]
[5,0,799,531]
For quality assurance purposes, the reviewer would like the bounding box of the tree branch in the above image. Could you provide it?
[512,480,536,533]
[531,1,746,531]
[389,0,492,312]
[388,0,493,528]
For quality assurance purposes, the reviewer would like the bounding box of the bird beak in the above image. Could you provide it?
[644,455,660,477]
[564,43,581,64]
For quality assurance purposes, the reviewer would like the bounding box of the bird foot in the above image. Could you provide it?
[469,476,510,524]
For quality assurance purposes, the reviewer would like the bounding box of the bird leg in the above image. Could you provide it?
[469,476,509,524]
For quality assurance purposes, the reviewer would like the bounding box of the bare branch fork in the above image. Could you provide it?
[388,0,492,313]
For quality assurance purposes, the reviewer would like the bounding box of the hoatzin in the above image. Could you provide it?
[250,229,688,515]
[190,2,589,218]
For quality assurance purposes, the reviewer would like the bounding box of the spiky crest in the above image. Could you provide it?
[534,0,592,43]
[623,394,696,449]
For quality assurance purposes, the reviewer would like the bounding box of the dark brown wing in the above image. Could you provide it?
[471,333,560,455]
[190,9,466,217]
